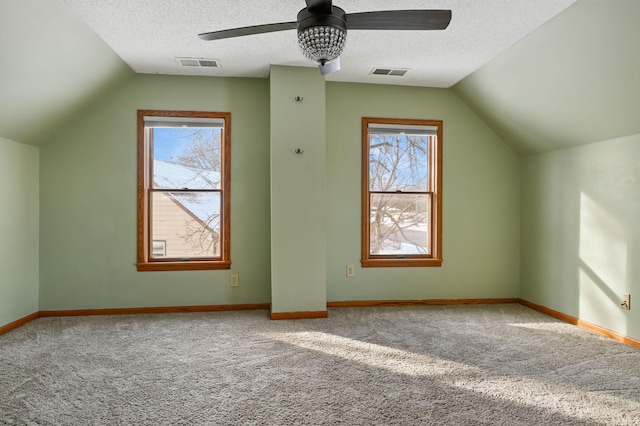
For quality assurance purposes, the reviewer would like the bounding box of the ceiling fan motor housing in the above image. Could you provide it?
[297,6,347,65]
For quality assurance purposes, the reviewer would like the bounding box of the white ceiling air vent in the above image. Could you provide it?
[371,68,409,77]
[175,57,221,68]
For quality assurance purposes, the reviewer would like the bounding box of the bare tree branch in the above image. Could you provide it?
[172,129,222,255]
[369,134,430,254]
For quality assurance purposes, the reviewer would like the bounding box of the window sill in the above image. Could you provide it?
[136,261,231,272]
[361,258,442,268]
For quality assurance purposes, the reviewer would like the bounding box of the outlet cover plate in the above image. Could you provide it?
[621,294,631,310]
[346,265,355,277]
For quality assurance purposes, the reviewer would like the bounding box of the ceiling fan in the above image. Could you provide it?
[199,0,451,75]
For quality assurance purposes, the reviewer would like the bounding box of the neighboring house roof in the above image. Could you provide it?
[153,160,220,226]
[154,159,220,189]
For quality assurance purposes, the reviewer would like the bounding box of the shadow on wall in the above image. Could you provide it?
[578,191,630,335]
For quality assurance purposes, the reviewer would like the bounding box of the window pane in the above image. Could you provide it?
[370,193,431,255]
[152,128,221,190]
[369,134,429,192]
[151,191,221,258]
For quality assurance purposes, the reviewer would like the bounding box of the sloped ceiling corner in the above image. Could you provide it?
[0,0,133,147]
[454,0,640,155]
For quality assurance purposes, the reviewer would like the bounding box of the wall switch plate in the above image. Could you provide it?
[231,274,239,287]
[346,265,355,277]
[621,294,631,310]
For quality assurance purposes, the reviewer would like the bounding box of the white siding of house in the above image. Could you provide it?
[151,192,218,258]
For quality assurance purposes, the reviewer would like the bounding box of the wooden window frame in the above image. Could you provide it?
[361,117,443,268]
[136,110,231,271]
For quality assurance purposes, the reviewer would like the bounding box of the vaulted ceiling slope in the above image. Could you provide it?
[0,0,133,146]
[5,0,635,155]
[454,0,640,155]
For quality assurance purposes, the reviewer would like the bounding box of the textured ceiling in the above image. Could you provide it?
[61,0,577,88]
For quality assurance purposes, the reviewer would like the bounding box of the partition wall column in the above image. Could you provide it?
[269,66,327,318]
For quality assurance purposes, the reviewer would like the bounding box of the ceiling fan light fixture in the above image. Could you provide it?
[199,3,452,72]
[296,6,347,66]
[297,26,346,65]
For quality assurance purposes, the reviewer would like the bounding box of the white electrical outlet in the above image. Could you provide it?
[621,294,631,310]
[231,274,239,287]
[346,265,355,277]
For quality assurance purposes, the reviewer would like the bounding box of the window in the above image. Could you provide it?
[151,241,166,257]
[137,110,231,271]
[361,117,442,267]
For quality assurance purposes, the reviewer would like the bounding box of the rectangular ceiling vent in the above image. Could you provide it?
[175,57,221,68]
[371,68,409,77]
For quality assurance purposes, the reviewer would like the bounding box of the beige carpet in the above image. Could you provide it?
[1,304,639,425]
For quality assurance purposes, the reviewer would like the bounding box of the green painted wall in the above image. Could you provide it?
[521,133,640,341]
[0,137,39,327]
[39,74,271,309]
[270,66,327,314]
[38,72,520,312]
[325,83,521,301]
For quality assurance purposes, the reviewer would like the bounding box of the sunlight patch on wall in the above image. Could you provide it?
[579,192,627,325]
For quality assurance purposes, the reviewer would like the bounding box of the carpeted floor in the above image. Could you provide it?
[1,304,639,425]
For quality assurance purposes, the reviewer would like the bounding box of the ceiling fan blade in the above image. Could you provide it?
[319,57,340,75]
[199,21,297,41]
[346,10,451,31]
[305,0,333,14]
